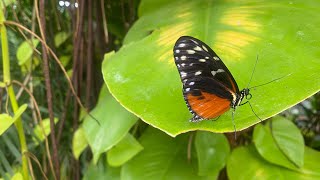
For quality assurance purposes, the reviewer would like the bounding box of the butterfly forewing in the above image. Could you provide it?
[173,36,239,121]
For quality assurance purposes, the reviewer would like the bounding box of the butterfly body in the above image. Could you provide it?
[173,36,251,122]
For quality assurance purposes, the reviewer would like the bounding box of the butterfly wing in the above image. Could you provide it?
[173,36,239,121]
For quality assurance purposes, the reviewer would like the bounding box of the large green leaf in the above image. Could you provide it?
[227,145,320,180]
[82,85,138,163]
[103,0,320,136]
[121,128,210,179]
[195,131,230,177]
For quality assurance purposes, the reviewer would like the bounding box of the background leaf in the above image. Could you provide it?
[54,31,70,47]
[103,0,320,136]
[195,131,230,177]
[0,114,14,135]
[253,123,298,170]
[32,118,59,145]
[227,145,320,180]
[16,39,39,65]
[107,133,143,167]
[271,116,305,168]
[121,127,209,179]
[83,85,138,163]
[72,127,88,160]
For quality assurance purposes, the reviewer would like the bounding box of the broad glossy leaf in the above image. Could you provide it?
[0,114,14,135]
[32,118,59,144]
[195,131,230,177]
[103,0,320,136]
[16,39,39,65]
[121,128,210,179]
[271,116,304,168]
[72,127,88,160]
[227,145,320,180]
[253,124,298,170]
[107,133,143,167]
[83,84,138,164]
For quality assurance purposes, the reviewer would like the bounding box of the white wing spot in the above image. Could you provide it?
[178,43,186,47]
[175,57,179,60]
[195,71,202,75]
[213,56,220,61]
[211,69,225,76]
[189,63,194,66]
[202,45,208,52]
[187,50,196,54]
[181,56,187,60]
[175,50,180,53]
[183,79,188,83]
[189,82,195,85]
[191,39,199,45]
[205,56,209,59]
[177,64,180,68]
[199,59,206,62]
[193,46,202,51]
[180,71,187,77]
[186,88,190,92]
[181,63,186,67]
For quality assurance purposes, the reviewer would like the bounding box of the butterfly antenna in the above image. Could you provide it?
[232,110,237,140]
[249,73,291,90]
[247,54,259,88]
[248,101,262,122]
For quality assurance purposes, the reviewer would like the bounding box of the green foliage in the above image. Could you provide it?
[103,0,320,136]
[32,118,59,145]
[195,132,229,177]
[82,85,139,163]
[1,0,319,179]
[107,133,143,167]
[227,146,320,180]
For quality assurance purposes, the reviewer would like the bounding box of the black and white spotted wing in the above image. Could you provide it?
[173,36,241,122]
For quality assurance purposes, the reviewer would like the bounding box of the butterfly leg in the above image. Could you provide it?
[189,115,203,122]
[211,115,221,122]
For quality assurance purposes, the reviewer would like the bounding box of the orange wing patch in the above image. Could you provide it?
[187,91,231,119]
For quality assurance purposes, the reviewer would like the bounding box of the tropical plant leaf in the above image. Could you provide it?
[16,39,39,65]
[82,84,138,164]
[121,127,211,179]
[32,118,59,145]
[227,145,320,180]
[107,133,143,167]
[0,114,14,136]
[72,127,88,160]
[195,131,230,177]
[54,31,69,47]
[102,0,320,136]
[270,116,305,168]
[253,123,298,170]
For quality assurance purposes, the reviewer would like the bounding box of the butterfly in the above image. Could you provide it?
[173,36,253,124]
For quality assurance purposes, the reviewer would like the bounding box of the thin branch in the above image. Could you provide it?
[38,0,60,179]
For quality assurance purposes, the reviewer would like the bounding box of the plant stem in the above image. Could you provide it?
[0,10,29,180]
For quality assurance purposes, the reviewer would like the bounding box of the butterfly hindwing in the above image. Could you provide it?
[173,36,239,121]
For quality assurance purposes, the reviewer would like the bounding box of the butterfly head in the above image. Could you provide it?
[242,88,252,100]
